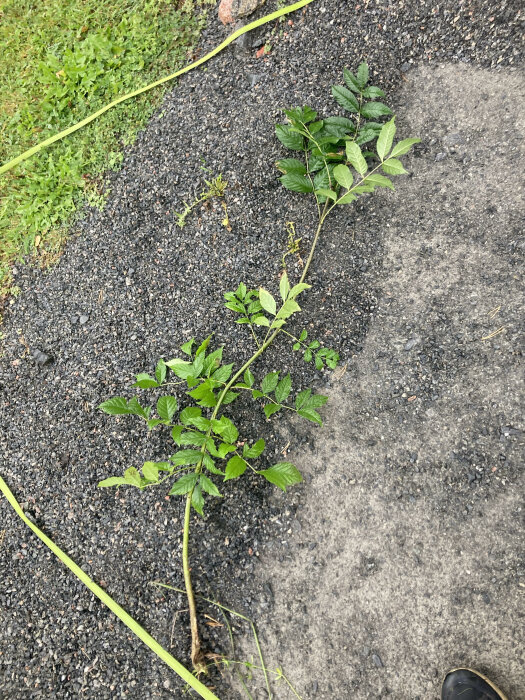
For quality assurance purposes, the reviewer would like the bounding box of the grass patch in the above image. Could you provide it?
[0,0,213,305]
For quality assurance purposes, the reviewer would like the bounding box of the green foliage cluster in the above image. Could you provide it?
[99,272,332,514]
[0,0,210,299]
[97,63,419,674]
[275,64,420,209]
[98,58,419,543]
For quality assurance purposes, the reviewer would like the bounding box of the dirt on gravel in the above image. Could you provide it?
[239,62,524,700]
[0,1,523,699]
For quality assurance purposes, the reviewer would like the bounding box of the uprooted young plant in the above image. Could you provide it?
[98,63,420,682]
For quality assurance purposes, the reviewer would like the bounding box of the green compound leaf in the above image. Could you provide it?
[171,425,183,443]
[126,398,150,419]
[355,127,379,147]
[274,374,292,403]
[313,168,331,193]
[275,124,304,150]
[175,431,208,447]
[221,391,238,405]
[333,164,354,189]
[224,456,247,481]
[331,85,359,113]
[204,348,223,376]
[382,158,408,175]
[252,315,270,327]
[356,62,369,88]
[235,282,247,299]
[390,137,421,157]
[306,394,329,408]
[270,319,286,330]
[276,158,307,175]
[191,353,206,378]
[224,301,245,313]
[208,442,236,460]
[157,395,177,422]
[258,462,303,492]
[261,371,279,393]
[360,101,392,119]
[247,299,263,314]
[195,336,212,357]
[259,288,277,315]
[345,141,368,176]
[199,475,221,498]
[308,153,325,172]
[243,439,266,459]
[279,172,314,194]
[188,382,217,408]
[204,460,225,476]
[376,117,396,161]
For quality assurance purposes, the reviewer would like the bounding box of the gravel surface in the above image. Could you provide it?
[0,1,523,698]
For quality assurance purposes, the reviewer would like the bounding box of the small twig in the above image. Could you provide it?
[481,326,506,341]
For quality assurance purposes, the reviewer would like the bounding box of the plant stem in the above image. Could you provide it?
[182,494,207,673]
[299,200,329,285]
[182,198,331,672]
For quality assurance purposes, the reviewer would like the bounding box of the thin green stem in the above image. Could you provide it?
[248,322,261,349]
[303,142,320,219]
[298,200,330,286]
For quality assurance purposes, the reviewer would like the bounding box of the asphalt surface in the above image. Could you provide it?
[0,1,523,698]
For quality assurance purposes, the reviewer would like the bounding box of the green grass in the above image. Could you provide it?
[0,0,213,302]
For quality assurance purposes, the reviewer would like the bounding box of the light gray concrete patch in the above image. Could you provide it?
[240,63,525,699]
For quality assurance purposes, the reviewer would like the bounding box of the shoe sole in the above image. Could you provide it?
[445,667,508,700]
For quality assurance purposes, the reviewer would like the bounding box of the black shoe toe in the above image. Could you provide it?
[442,668,507,700]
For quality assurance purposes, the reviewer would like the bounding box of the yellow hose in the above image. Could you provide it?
[0,0,316,177]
